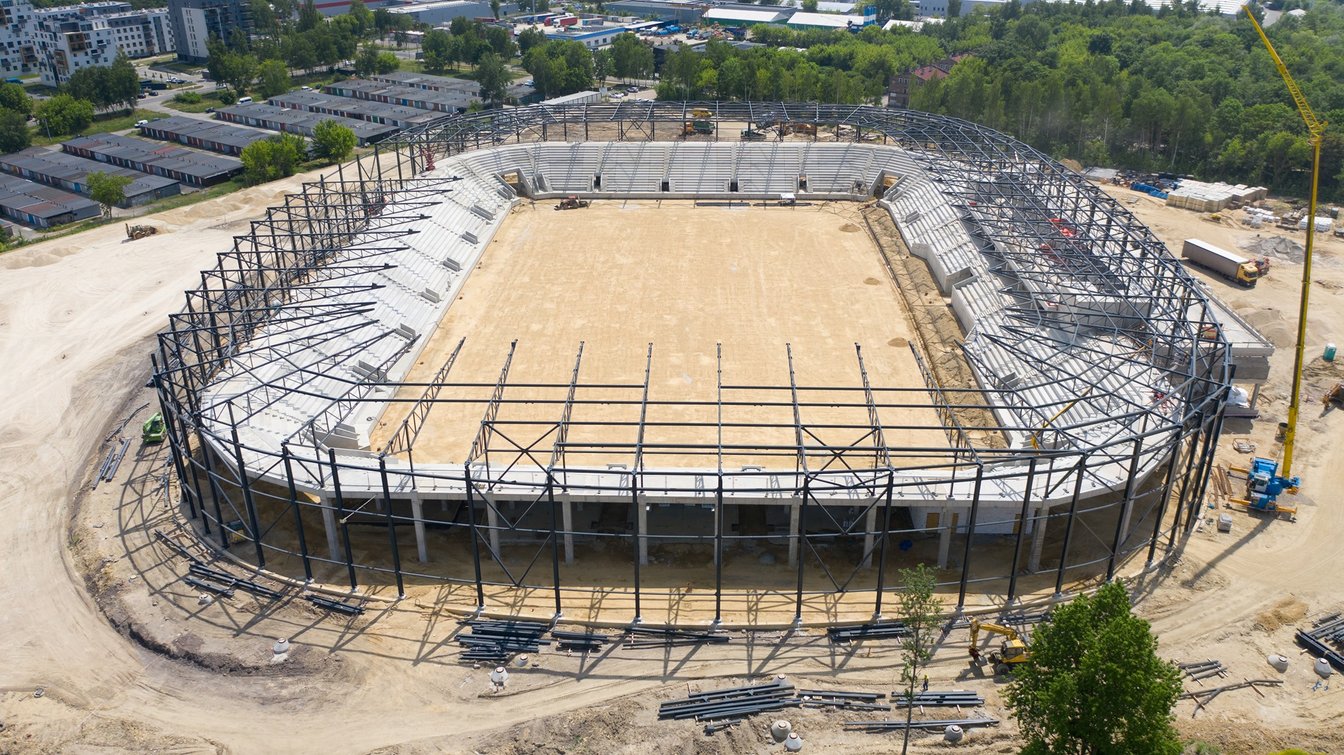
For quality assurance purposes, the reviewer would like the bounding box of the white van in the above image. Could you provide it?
[237,96,253,104]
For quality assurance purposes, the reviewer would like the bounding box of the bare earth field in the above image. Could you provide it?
[0,171,1342,753]
[372,200,945,469]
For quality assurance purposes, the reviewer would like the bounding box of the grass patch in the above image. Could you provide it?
[30,108,161,146]
[23,83,59,96]
[162,93,225,114]
[149,60,204,75]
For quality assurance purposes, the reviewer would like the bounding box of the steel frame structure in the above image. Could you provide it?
[151,104,1232,626]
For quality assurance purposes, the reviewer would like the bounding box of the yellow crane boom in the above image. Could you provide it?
[1243,5,1326,479]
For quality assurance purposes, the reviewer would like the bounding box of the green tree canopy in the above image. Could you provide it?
[256,59,291,99]
[240,133,307,185]
[1005,582,1182,755]
[86,171,131,215]
[0,83,32,116]
[0,108,31,153]
[311,119,356,162]
[522,40,595,98]
[475,52,509,107]
[34,94,94,136]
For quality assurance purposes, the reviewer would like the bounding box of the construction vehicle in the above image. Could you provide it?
[125,223,157,240]
[1245,5,1325,481]
[1227,457,1298,516]
[780,122,817,137]
[1181,238,1266,287]
[142,413,166,444]
[740,128,767,141]
[683,120,714,136]
[554,195,589,210]
[1325,382,1344,409]
[689,107,713,119]
[968,619,1029,676]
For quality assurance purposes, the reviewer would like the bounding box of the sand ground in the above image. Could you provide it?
[371,200,945,470]
[0,169,1342,753]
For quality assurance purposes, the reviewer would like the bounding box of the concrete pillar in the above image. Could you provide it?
[1117,498,1134,553]
[788,502,801,568]
[637,501,648,565]
[861,504,879,568]
[320,495,340,561]
[562,500,574,564]
[1028,504,1049,572]
[485,500,501,555]
[937,506,952,569]
[411,496,427,563]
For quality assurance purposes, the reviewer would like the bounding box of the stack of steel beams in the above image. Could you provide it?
[798,689,889,711]
[551,630,610,653]
[891,690,985,709]
[625,626,731,649]
[827,621,910,644]
[458,619,551,662]
[307,595,365,615]
[187,562,283,599]
[947,611,1052,630]
[1296,614,1344,673]
[843,716,1000,732]
[658,678,799,723]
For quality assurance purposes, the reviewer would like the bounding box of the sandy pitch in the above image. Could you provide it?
[374,200,946,467]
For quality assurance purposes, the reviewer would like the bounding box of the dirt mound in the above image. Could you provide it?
[1254,596,1308,632]
[1243,308,1294,349]
[1242,235,1305,264]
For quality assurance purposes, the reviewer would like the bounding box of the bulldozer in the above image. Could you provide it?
[554,196,589,211]
[125,223,157,240]
[142,413,166,444]
[968,619,1030,676]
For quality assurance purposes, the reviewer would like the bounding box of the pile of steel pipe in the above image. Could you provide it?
[91,438,131,490]
[827,621,909,644]
[458,619,551,661]
[183,574,234,598]
[551,629,610,653]
[892,690,984,709]
[188,562,283,599]
[947,611,1051,630]
[1296,614,1344,673]
[626,626,731,650]
[798,689,889,711]
[307,595,365,615]
[844,716,1000,732]
[1180,678,1282,716]
[658,678,798,722]
[1178,659,1227,682]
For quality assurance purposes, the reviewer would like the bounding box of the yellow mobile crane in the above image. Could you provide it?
[968,619,1030,676]
[1241,6,1325,492]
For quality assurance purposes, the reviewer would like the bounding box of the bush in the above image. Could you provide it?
[174,90,203,104]
[33,93,94,136]
[0,108,31,153]
[217,89,238,105]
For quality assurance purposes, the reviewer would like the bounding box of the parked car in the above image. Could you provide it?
[609,91,624,99]
[134,119,148,127]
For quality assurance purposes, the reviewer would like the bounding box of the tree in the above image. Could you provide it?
[422,29,453,73]
[86,171,131,215]
[489,0,500,18]
[256,59,291,98]
[475,52,509,107]
[347,0,372,36]
[34,94,94,136]
[0,83,32,116]
[312,119,356,162]
[610,32,653,81]
[0,108,31,153]
[802,0,818,10]
[107,53,141,110]
[522,40,594,98]
[517,27,546,55]
[894,564,941,755]
[375,51,400,74]
[240,133,307,185]
[1005,582,1182,755]
[593,48,611,87]
[355,44,381,76]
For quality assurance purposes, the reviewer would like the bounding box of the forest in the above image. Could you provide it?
[654,2,1344,201]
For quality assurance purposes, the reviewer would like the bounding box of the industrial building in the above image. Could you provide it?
[324,78,477,114]
[0,172,100,227]
[543,23,629,49]
[268,90,439,130]
[0,0,174,85]
[366,71,481,98]
[785,9,875,29]
[62,133,242,187]
[165,0,251,62]
[214,103,399,145]
[604,0,706,24]
[0,146,179,207]
[381,0,515,25]
[701,7,788,25]
[137,116,273,157]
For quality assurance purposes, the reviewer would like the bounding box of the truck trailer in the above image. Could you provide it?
[1180,238,1265,288]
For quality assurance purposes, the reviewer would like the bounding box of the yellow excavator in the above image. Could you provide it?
[968,619,1030,676]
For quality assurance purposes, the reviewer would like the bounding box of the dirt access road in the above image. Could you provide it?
[0,172,1342,753]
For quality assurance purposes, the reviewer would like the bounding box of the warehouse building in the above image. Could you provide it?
[0,172,101,227]
[0,147,179,207]
[701,7,787,26]
[604,0,706,24]
[62,133,242,187]
[366,71,480,98]
[268,91,439,130]
[136,116,273,157]
[324,78,476,114]
[214,103,399,145]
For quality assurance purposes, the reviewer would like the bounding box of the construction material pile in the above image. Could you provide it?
[458,618,551,663]
[658,678,800,724]
[1296,613,1344,674]
[827,620,910,644]
[893,690,984,709]
[625,625,731,649]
